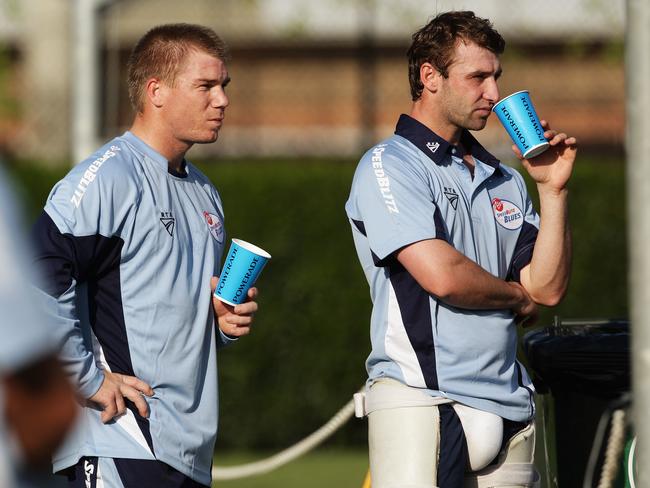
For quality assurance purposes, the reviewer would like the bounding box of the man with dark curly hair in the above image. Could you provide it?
[346,11,576,487]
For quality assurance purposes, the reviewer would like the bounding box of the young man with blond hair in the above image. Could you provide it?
[32,24,257,487]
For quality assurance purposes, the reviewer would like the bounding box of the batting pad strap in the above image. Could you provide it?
[356,378,453,418]
[353,392,366,418]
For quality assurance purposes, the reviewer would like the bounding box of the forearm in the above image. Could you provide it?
[397,239,527,310]
[521,187,571,305]
[437,257,527,310]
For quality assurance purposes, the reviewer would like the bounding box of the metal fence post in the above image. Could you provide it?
[627,0,650,485]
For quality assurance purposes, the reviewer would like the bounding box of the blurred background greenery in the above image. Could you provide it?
[7,154,626,454]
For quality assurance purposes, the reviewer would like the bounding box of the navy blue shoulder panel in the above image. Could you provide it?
[31,211,154,452]
[507,221,538,283]
[32,211,123,297]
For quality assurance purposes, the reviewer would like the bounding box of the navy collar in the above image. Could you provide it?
[394,114,502,173]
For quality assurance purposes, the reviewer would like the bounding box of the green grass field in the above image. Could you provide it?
[212,449,369,488]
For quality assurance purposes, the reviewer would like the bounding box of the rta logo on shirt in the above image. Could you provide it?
[203,211,224,243]
[160,211,175,237]
[443,186,459,210]
[491,198,523,230]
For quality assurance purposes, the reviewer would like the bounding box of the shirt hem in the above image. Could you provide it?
[373,231,440,263]
[53,447,211,485]
[443,393,535,423]
[53,445,156,474]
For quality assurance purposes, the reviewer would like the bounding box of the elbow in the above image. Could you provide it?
[530,287,567,307]
[422,267,474,304]
[425,281,461,304]
[537,295,562,307]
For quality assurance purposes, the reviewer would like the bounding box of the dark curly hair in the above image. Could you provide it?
[407,11,505,101]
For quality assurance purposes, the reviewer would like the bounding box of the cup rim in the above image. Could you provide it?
[492,90,530,112]
[522,141,550,159]
[232,238,272,259]
[214,294,240,307]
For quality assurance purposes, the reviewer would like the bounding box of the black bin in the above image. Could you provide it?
[523,319,630,488]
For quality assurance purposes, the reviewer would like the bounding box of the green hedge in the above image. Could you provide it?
[8,155,626,449]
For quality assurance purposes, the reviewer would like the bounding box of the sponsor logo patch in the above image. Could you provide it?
[426,141,440,153]
[370,144,399,214]
[492,198,523,230]
[70,145,121,208]
[203,211,224,243]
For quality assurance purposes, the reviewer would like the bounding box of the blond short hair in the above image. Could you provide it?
[127,23,230,112]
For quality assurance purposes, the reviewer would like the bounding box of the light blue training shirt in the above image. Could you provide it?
[345,115,539,422]
[32,132,232,485]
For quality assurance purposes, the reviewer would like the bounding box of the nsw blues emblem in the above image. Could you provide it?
[203,211,224,243]
[492,198,523,230]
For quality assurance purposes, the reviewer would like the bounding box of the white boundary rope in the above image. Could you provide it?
[597,409,626,488]
[584,397,630,488]
[212,396,357,480]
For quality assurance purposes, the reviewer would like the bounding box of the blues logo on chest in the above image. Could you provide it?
[491,198,523,230]
[203,211,224,243]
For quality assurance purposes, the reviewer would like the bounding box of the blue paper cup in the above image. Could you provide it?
[492,90,549,159]
[214,239,271,306]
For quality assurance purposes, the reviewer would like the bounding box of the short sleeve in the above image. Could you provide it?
[44,145,140,239]
[346,144,446,264]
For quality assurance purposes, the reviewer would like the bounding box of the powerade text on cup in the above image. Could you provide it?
[215,239,271,306]
[492,90,549,159]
